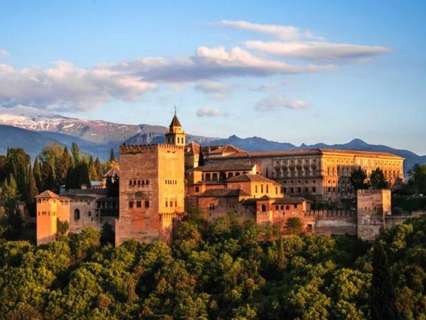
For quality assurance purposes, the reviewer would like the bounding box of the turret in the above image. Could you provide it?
[165,112,185,146]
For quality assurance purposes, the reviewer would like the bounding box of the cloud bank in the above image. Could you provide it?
[255,96,308,112]
[0,20,390,111]
[196,106,227,117]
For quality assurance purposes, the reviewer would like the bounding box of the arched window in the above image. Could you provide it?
[74,209,80,220]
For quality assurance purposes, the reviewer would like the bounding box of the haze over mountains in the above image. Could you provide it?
[0,111,424,173]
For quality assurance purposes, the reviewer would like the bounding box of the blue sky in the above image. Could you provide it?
[0,1,425,153]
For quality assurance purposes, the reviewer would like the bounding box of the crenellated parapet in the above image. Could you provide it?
[120,143,184,155]
[305,209,355,219]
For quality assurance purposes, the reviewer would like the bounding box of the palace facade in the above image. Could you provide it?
[36,114,419,246]
[185,145,404,203]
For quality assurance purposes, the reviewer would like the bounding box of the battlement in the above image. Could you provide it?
[305,209,355,219]
[120,143,184,154]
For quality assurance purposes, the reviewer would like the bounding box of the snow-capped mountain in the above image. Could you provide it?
[0,110,144,144]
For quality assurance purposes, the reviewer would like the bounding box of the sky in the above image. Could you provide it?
[0,0,425,154]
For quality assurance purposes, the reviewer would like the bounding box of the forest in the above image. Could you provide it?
[0,210,425,320]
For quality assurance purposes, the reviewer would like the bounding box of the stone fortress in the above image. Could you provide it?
[36,114,422,245]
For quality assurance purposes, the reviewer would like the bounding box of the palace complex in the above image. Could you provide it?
[36,114,421,245]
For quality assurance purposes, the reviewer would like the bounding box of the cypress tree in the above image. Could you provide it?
[33,158,42,192]
[370,241,399,320]
[71,143,80,165]
[26,165,38,216]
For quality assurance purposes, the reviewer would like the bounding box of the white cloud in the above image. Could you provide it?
[112,46,328,83]
[194,81,231,99]
[246,40,391,61]
[220,20,390,62]
[196,106,227,117]
[255,96,308,112]
[0,61,154,111]
[219,20,316,40]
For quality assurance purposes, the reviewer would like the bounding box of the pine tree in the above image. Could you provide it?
[370,168,388,189]
[26,165,39,216]
[71,143,81,165]
[58,146,72,186]
[350,167,368,190]
[2,175,19,210]
[370,241,399,320]
[94,157,103,180]
[33,158,42,192]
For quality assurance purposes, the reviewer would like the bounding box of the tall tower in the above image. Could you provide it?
[165,111,185,146]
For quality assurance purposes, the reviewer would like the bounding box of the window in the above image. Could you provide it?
[286,205,290,210]
[195,186,200,192]
[88,211,92,217]
[145,200,150,208]
[165,200,168,207]
[261,184,264,193]
[74,209,80,220]
[129,201,134,209]
[261,204,267,212]
[136,201,142,208]
[312,187,316,192]
[255,185,258,193]
[266,184,269,193]
[169,201,173,207]
[294,204,298,209]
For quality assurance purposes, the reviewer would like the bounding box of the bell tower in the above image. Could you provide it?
[165,110,185,146]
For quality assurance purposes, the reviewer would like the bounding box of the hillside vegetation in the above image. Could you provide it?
[0,212,425,320]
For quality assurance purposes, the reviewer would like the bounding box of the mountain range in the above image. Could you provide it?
[0,111,424,174]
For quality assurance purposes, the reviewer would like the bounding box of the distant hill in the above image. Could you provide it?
[0,125,113,160]
[0,111,144,144]
[0,111,424,174]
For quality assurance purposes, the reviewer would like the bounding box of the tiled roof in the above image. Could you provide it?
[195,160,255,172]
[170,114,182,128]
[210,145,403,160]
[274,197,307,205]
[196,188,250,198]
[185,141,200,154]
[227,173,277,184]
[35,190,60,198]
[61,188,108,196]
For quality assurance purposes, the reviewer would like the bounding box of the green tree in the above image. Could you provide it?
[370,168,388,189]
[100,222,115,245]
[350,167,369,190]
[26,165,39,216]
[370,241,398,320]
[33,158,42,192]
[408,164,426,194]
[285,217,303,234]
[4,148,31,201]
[71,142,81,165]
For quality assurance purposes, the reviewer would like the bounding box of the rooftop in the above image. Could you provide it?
[196,188,250,198]
[227,173,277,184]
[194,160,256,172]
[212,146,403,160]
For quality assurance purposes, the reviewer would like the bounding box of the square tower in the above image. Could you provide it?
[116,114,186,245]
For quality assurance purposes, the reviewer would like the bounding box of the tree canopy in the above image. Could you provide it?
[0,212,424,319]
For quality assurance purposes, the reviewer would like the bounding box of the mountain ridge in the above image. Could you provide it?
[0,112,424,174]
